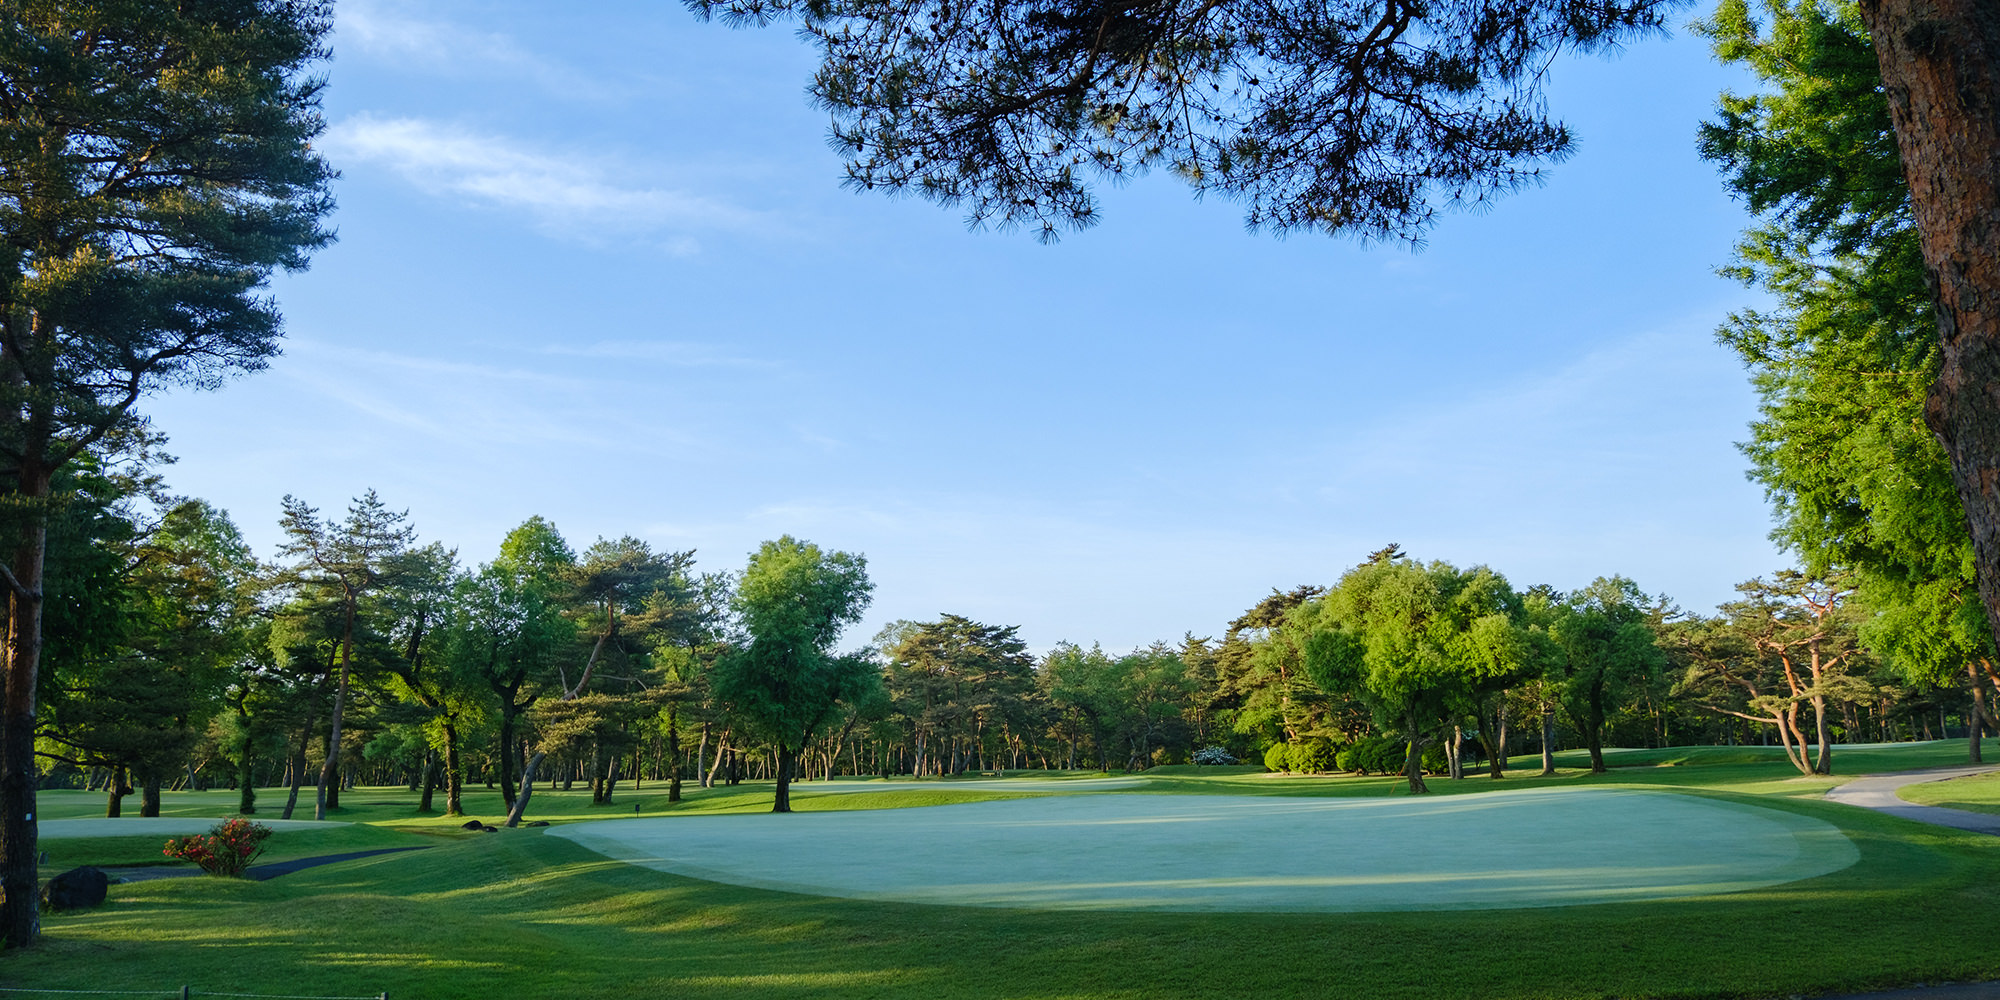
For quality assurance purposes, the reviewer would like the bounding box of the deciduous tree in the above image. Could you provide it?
[711,536,875,812]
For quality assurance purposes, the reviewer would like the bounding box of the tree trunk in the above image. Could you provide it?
[315,599,358,821]
[1403,737,1429,795]
[237,751,257,815]
[1811,691,1833,775]
[280,700,317,821]
[442,721,464,817]
[1859,0,2000,652]
[695,723,711,789]
[772,742,794,813]
[105,766,129,818]
[418,749,436,813]
[706,732,727,788]
[1540,707,1556,776]
[1493,703,1510,778]
[1403,716,1429,795]
[1586,681,1608,774]
[1970,663,1988,764]
[1,484,47,947]
[667,706,683,803]
[139,770,161,817]
[498,711,518,807]
[503,750,544,828]
[1448,726,1464,780]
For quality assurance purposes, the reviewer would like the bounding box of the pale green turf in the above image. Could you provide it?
[8,743,2000,1000]
[552,786,1857,911]
[1899,768,2000,814]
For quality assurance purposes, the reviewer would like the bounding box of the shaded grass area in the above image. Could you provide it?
[29,781,1041,876]
[13,799,1999,1000]
[12,742,1994,1000]
[38,823,436,877]
[1901,770,2000,815]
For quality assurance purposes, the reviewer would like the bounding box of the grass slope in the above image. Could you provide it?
[13,742,1996,1000]
[1900,770,2000,815]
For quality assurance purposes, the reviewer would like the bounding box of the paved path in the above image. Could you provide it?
[1824,765,2000,835]
[104,846,431,883]
[1827,983,2000,1000]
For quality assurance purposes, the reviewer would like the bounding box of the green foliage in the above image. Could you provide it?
[690,0,1676,242]
[1336,735,1408,775]
[1552,577,1669,770]
[712,537,877,805]
[1697,0,1993,684]
[1262,742,1290,773]
[1295,553,1532,789]
[1289,740,1336,774]
[884,614,1037,776]
[0,0,336,467]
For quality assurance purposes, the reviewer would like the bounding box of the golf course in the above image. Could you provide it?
[10,742,1999,1000]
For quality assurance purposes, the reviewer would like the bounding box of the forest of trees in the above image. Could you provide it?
[31,462,1998,820]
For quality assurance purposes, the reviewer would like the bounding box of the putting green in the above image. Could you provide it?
[552,786,1857,912]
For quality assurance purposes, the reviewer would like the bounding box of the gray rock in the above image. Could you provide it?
[41,867,108,910]
[459,819,485,830]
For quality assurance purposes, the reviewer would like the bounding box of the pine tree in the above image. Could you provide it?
[0,0,335,944]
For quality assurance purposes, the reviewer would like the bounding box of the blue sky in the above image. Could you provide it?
[145,0,1785,652]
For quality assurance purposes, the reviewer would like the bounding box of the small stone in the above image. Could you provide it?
[480,825,498,833]
[41,867,109,911]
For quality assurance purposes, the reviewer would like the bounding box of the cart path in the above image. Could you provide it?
[1825,982,2000,1000]
[104,845,432,883]
[1824,764,2000,835]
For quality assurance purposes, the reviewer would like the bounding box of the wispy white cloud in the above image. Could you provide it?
[270,339,713,455]
[544,341,780,370]
[335,0,631,100]
[321,114,769,246]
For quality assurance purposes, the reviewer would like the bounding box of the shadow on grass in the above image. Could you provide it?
[11,792,2000,1000]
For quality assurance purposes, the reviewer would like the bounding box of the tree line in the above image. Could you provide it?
[37,460,1996,820]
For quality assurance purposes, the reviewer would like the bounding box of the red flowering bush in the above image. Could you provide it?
[163,819,272,877]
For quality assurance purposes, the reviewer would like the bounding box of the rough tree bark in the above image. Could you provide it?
[667,706,683,803]
[772,741,795,812]
[1970,664,1987,765]
[1540,708,1557,776]
[0,469,46,946]
[1859,0,2000,655]
[442,721,464,816]
[314,595,358,821]
[280,699,318,821]
[1402,716,1430,795]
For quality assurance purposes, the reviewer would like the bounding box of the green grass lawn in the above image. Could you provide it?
[11,742,1996,1000]
[1900,769,2000,815]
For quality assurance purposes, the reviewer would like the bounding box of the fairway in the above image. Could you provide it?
[552,786,1857,911]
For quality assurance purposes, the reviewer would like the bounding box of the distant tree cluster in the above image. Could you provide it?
[33,449,1995,825]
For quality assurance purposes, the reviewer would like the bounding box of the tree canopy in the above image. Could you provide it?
[689,0,1678,242]
[712,536,876,811]
[0,0,337,947]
